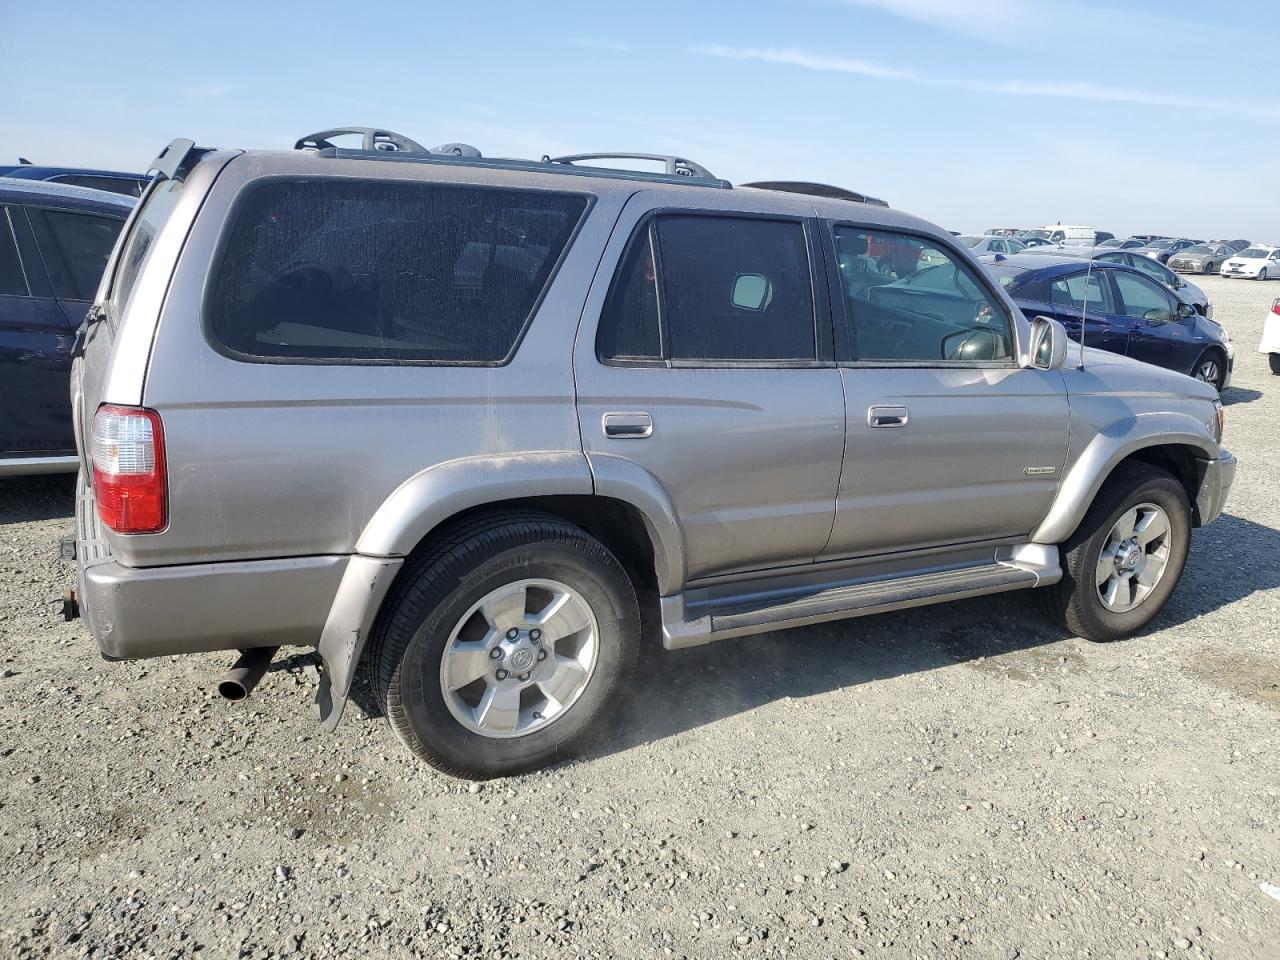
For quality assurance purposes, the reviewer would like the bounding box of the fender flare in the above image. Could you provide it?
[316,450,688,727]
[1032,413,1217,544]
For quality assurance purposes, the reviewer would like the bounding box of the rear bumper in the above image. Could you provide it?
[1194,449,1237,527]
[80,555,348,660]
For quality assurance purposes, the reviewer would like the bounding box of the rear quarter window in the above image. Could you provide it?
[206,179,589,364]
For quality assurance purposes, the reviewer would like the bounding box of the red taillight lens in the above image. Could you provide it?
[1272,298,1280,316]
[90,405,167,533]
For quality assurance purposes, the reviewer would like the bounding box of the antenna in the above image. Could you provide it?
[1078,236,1097,369]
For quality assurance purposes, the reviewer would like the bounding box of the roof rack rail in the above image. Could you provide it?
[295,127,429,154]
[743,180,889,207]
[544,152,721,183]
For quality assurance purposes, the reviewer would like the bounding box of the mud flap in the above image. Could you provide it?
[315,554,403,731]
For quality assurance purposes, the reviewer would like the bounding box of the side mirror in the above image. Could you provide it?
[1027,315,1068,370]
[1176,302,1196,321]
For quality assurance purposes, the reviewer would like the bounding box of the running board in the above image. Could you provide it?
[660,545,1060,650]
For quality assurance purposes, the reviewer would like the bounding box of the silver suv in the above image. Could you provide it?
[67,131,1236,778]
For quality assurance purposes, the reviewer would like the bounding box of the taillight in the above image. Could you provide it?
[1272,298,1280,316]
[90,405,167,533]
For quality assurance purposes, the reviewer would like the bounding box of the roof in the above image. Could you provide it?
[0,164,145,181]
[0,176,137,214]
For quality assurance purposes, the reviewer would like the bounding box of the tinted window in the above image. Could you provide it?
[1112,272,1176,321]
[655,216,815,362]
[41,211,123,299]
[834,227,1013,362]
[597,225,661,361]
[52,174,146,198]
[208,180,588,363]
[1050,270,1112,314]
[0,208,29,297]
[1125,253,1175,285]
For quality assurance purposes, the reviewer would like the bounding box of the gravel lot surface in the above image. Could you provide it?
[2,276,1277,960]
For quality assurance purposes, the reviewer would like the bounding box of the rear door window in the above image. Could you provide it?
[207,179,589,363]
[31,210,124,300]
[596,214,818,363]
[0,208,29,297]
[1049,270,1112,314]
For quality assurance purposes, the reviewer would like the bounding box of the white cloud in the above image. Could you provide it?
[842,0,1044,42]
[692,44,918,81]
[694,45,1280,120]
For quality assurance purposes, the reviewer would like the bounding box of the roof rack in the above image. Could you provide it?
[292,128,731,189]
[543,152,721,183]
[743,180,889,207]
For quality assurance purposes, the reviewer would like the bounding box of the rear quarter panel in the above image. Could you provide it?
[131,154,629,567]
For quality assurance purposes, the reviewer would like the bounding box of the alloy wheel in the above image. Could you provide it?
[1095,503,1173,613]
[439,578,599,738]
[1194,357,1221,387]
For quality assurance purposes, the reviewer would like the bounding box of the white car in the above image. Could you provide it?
[1221,245,1280,280]
[1260,297,1280,375]
[958,234,1027,255]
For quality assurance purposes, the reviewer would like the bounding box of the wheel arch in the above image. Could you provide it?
[1033,416,1217,544]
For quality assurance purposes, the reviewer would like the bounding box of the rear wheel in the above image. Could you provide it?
[370,513,640,778]
[1270,353,1280,375]
[1041,463,1191,642]
[1192,350,1226,392]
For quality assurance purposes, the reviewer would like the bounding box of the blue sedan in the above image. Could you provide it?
[981,253,1234,391]
[0,178,133,474]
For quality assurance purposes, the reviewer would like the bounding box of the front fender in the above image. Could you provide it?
[1032,412,1217,544]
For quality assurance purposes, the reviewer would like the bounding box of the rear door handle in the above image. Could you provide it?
[868,405,909,428]
[602,412,653,439]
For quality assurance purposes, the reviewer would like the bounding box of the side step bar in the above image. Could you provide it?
[661,545,1060,650]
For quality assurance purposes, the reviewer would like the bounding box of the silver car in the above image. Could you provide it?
[1169,243,1235,275]
[67,131,1236,778]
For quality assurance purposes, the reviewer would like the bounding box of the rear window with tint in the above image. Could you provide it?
[207,179,589,363]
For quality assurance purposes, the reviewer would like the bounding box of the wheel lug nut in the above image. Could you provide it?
[532,711,542,720]
[537,649,547,661]
[518,672,531,682]
[529,629,541,642]
[505,628,519,640]
[495,669,508,680]
[489,648,502,660]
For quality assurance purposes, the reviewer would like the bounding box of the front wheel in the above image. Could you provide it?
[1192,351,1226,392]
[1041,463,1191,642]
[370,513,640,778]
[1258,268,1268,281]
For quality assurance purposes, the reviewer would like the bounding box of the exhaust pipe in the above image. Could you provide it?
[218,646,279,702]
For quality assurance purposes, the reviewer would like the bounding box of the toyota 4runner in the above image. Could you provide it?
[67,130,1236,778]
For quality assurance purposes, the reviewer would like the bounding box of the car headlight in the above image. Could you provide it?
[1213,399,1224,443]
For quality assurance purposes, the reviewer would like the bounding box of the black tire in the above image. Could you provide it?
[1192,349,1227,392]
[368,512,640,778]
[1270,353,1280,376]
[1040,462,1192,643]
[1259,268,1268,281]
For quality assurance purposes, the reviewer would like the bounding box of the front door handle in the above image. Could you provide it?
[868,404,909,428]
[602,412,653,439]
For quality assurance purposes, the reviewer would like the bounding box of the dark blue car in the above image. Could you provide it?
[0,162,148,198]
[0,179,134,474]
[982,253,1233,391]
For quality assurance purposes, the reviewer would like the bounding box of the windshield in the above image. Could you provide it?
[1022,229,1051,240]
[1147,240,1175,249]
[1181,245,1216,256]
[1238,247,1273,258]
[1096,239,1125,248]
[959,236,984,247]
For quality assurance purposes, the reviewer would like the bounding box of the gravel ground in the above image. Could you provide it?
[2,276,1278,960]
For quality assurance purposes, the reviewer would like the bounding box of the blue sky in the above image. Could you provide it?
[2,0,1276,239]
